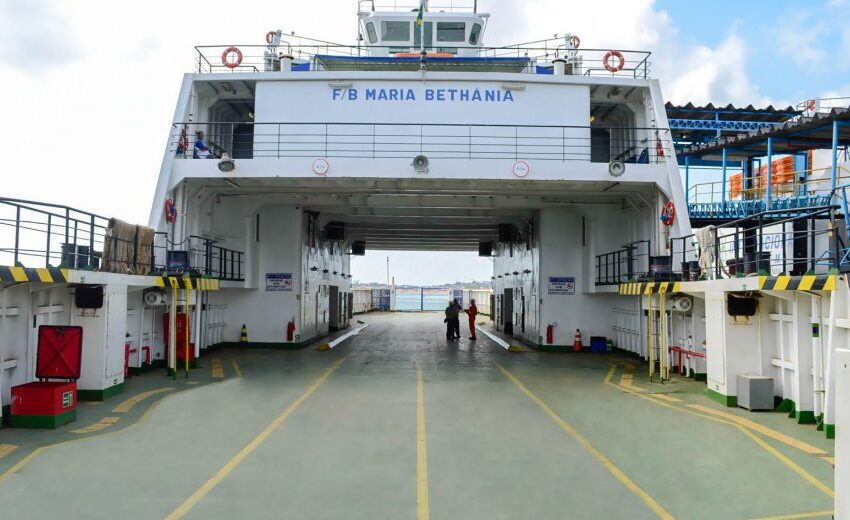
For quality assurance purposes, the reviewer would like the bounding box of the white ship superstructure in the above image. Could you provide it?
[1,6,849,513]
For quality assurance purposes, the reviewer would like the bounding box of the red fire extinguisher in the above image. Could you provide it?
[573,328,582,352]
[286,319,296,342]
[546,322,557,344]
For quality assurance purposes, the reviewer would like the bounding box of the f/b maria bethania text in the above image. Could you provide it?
[332,87,515,102]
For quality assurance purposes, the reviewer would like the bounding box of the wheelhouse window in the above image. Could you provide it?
[382,21,410,42]
[469,23,482,45]
[365,22,378,44]
[413,21,433,48]
[436,22,465,42]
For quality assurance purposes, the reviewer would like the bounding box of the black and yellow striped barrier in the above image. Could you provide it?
[0,266,69,284]
[619,281,682,295]
[758,274,837,292]
[619,274,838,295]
[154,275,221,291]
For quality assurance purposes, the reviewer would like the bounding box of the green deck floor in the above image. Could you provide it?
[0,312,835,519]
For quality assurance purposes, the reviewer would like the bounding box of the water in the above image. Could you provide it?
[396,291,450,311]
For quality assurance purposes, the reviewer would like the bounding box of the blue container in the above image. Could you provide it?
[590,337,607,353]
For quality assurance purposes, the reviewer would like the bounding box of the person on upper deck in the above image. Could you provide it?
[193,131,211,159]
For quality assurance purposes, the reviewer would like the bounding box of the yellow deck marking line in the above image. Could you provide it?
[603,364,617,385]
[0,388,176,485]
[649,393,683,403]
[821,456,834,466]
[111,388,175,413]
[230,359,242,378]
[212,358,224,379]
[604,377,833,498]
[748,510,833,520]
[0,445,18,460]
[498,363,674,520]
[71,416,120,434]
[165,358,345,520]
[686,405,826,456]
[416,366,430,520]
[619,363,648,393]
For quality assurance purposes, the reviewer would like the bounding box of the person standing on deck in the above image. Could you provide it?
[465,299,478,340]
[444,301,456,340]
[450,298,462,340]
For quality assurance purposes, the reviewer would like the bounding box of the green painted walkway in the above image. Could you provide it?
[0,312,835,519]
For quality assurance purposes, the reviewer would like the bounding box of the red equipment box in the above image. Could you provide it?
[10,325,82,429]
[11,382,77,428]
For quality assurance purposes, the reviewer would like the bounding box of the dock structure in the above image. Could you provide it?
[0,1,846,516]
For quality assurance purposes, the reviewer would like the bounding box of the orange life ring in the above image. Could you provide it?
[266,31,277,45]
[656,136,665,158]
[603,50,625,73]
[393,51,455,58]
[221,47,243,69]
[165,199,177,224]
[569,35,580,48]
[660,201,675,227]
[806,99,816,111]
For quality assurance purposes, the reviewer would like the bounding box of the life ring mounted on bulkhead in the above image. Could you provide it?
[569,35,580,49]
[266,31,277,45]
[659,201,675,227]
[165,198,177,224]
[221,47,243,69]
[603,50,625,73]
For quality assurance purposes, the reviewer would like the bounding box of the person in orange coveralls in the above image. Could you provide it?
[465,299,478,340]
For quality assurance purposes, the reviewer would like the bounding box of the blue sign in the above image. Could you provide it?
[332,87,515,103]
[548,277,575,295]
[266,273,293,292]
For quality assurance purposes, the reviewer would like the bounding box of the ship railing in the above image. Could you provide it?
[796,96,850,116]
[193,43,652,78]
[0,198,245,282]
[595,240,651,286]
[168,235,245,282]
[172,122,672,164]
[359,0,480,13]
[596,204,845,286]
[687,165,850,206]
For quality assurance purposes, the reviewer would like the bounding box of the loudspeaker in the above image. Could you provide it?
[351,241,366,256]
[478,241,494,257]
[75,286,104,309]
[323,222,346,241]
[608,160,625,177]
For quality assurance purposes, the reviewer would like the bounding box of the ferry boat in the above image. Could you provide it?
[0,2,848,517]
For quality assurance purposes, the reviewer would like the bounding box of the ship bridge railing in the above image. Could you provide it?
[173,121,671,164]
[194,43,651,78]
[687,165,850,221]
[0,198,245,282]
[596,202,847,286]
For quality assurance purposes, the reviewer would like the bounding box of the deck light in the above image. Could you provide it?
[218,153,236,174]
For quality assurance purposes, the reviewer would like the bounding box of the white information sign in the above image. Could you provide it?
[548,276,575,295]
[266,273,293,292]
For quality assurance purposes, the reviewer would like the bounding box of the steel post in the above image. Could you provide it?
[766,137,773,210]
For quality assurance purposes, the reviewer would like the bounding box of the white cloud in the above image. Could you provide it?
[666,34,769,107]
[0,0,80,73]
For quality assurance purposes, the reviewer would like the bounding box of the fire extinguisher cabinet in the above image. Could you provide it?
[10,326,83,429]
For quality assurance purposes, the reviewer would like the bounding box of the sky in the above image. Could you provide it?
[2,0,849,285]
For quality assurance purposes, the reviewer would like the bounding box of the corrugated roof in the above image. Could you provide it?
[681,106,850,158]
[665,102,799,122]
